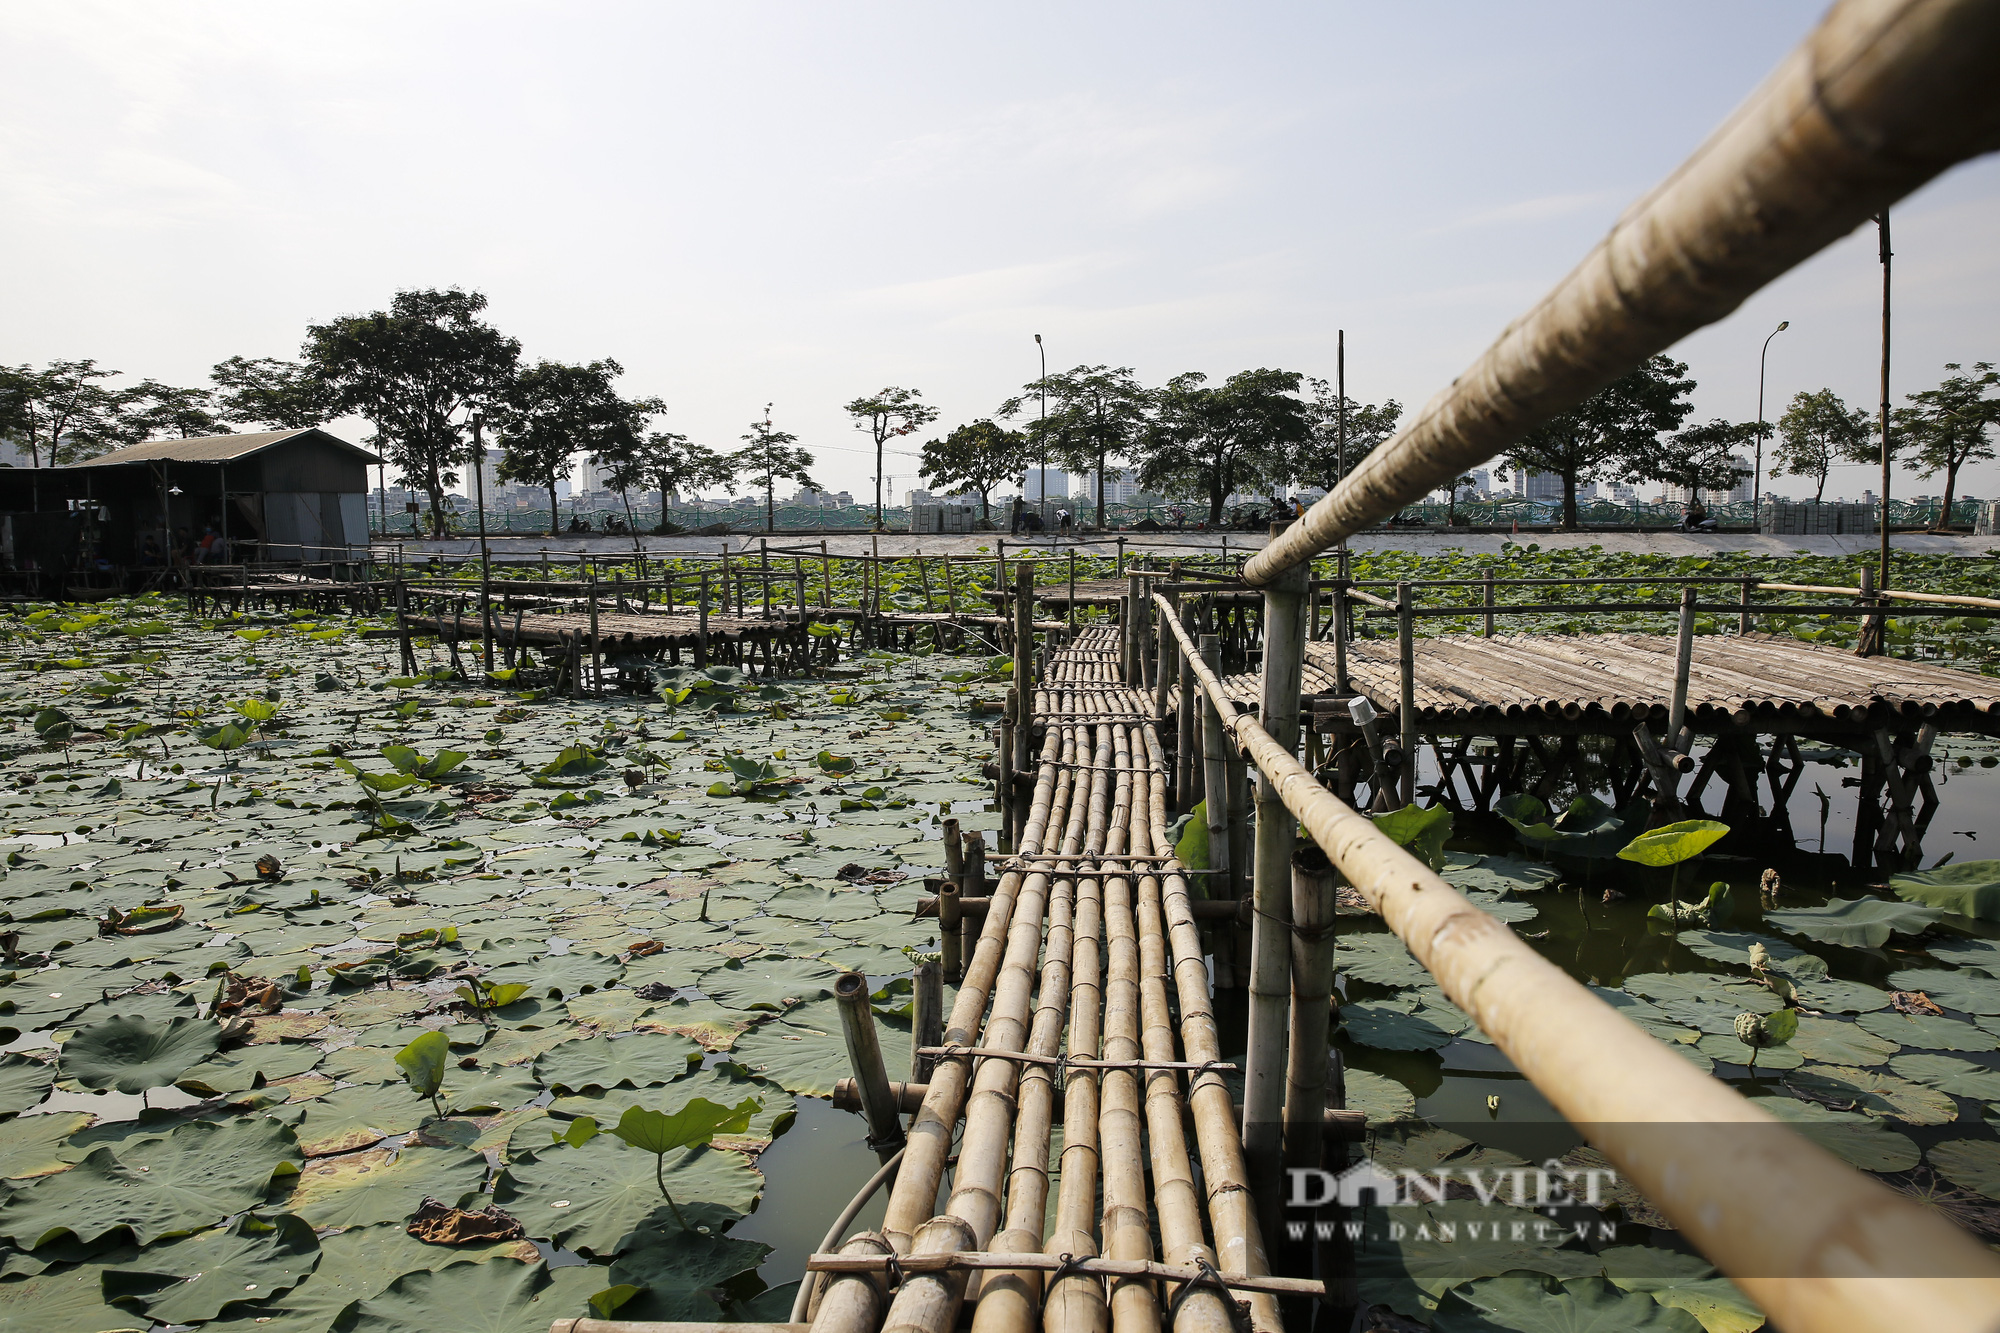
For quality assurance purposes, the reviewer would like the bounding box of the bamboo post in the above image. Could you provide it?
[998,694,1017,855]
[1243,533,1307,1241]
[1483,565,1496,637]
[1013,566,1034,798]
[1199,633,1231,893]
[819,540,830,607]
[1668,584,1696,746]
[1739,574,1755,635]
[1633,724,1684,811]
[696,570,710,667]
[835,971,906,1162]
[1331,580,1350,694]
[1067,549,1077,629]
[1115,535,1125,576]
[1046,739,1107,1333]
[1282,843,1337,1174]
[958,832,985,980]
[1128,572,1149,691]
[1857,563,1884,657]
[588,570,603,696]
[395,577,415,674]
[1172,605,1194,809]
[1397,579,1416,805]
[910,960,943,1085]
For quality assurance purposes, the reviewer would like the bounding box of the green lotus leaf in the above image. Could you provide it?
[0,1116,300,1246]
[1432,1271,1704,1333]
[1371,803,1452,871]
[395,1030,450,1104]
[602,1223,772,1322]
[0,1260,149,1333]
[1341,999,1462,1051]
[176,1043,326,1097]
[535,1032,702,1094]
[1787,1017,1896,1067]
[101,1212,320,1325]
[1616,819,1730,867]
[1890,860,2000,920]
[1886,967,2000,1015]
[60,1013,221,1094]
[1786,1064,1958,1125]
[0,1053,55,1116]
[291,1082,428,1157]
[286,1143,488,1229]
[0,1112,93,1181]
[1928,1137,2000,1198]
[694,955,842,1011]
[495,1132,762,1255]
[1746,1095,1920,1172]
[218,1220,537,1333]
[1888,1052,2000,1101]
[1765,897,1944,948]
[342,1257,600,1333]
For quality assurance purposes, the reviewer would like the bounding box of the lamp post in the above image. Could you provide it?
[1753,320,1789,530]
[1034,333,1047,532]
[470,411,494,671]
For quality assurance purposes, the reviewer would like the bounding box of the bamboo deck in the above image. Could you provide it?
[408,608,787,650]
[1208,632,2000,734]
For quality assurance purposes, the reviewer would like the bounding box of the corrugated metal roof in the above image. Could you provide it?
[67,428,382,467]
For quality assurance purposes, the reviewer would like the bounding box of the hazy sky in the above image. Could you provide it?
[5,2,1995,504]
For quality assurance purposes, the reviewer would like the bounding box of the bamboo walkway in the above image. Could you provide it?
[805,622,1294,1333]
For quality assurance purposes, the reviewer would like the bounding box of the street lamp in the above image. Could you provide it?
[1754,320,1789,530]
[1034,333,1047,532]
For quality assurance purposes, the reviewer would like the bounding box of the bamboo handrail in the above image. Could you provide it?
[1153,590,2000,1333]
[803,1252,1323,1300]
[1246,0,2000,587]
[1756,580,2000,609]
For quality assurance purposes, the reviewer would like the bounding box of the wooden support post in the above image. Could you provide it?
[955,831,984,982]
[1199,633,1232,891]
[1067,549,1077,629]
[1483,566,1496,638]
[1115,535,1126,576]
[1633,724,1684,812]
[997,695,1016,856]
[834,971,906,1161]
[1011,562,1033,794]
[1127,572,1147,691]
[1856,563,1884,657]
[697,571,710,667]
[1740,575,1755,636]
[1397,579,1416,805]
[587,569,603,697]
[910,959,943,1086]
[1244,532,1307,1241]
[1668,585,1696,747]
[819,540,830,607]
[395,578,416,674]
[1331,581,1350,694]
[1283,843,1337,1173]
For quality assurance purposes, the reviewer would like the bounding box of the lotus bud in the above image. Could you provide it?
[1734,1011,1770,1048]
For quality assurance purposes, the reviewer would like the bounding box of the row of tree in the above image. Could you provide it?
[6,283,1991,534]
[917,354,1995,530]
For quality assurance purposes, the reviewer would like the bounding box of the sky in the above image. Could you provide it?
[3,1,1995,506]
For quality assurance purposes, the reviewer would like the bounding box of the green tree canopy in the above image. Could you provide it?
[917,420,1028,521]
[733,410,818,533]
[493,358,658,536]
[1894,362,1997,531]
[843,387,938,529]
[599,430,734,534]
[1135,368,1310,526]
[304,288,521,536]
[1291,378,1402,492]
[210,356,336,431]
[1498,354,1695,528]
[1774,388,1870,503]
[1624,417,1757,505]
[126,383,228,441]
[0,360,133,466]
[998,365,1152,528]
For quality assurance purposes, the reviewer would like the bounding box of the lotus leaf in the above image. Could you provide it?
[227,1220,536,1333]
[1765,897,1944,948]
[0,1260,148,1333]
[1432,1272,1704,1333]
[0,1053,54,1115]
[1928,1137,2000,1197]
[535,1032,702,1093]
[1343,1067,1416,1126]
[287,1143,488,1229]
[695,955,842,1011]
[0,1111,93,1180]
[1786,1064,1958,1125]
[1888,1051,2000,1101]
[484,950,624,999]
[1616,819,1729,868]
[395,1030,450,1114]
[1746,1095,1920,1172]
[0,1116,300,1246]
[1370,803,1452,871]
[445,1066,543,1115]
[60,1013,221,1094]
[1886,967,2000,1015]
[1787,1017,1897,1067]
[292,1081,427,1156]
[1645,1280,1766,1333]
[1856,1009,1999,1052]
[1341,999,1462,1051]
[496,1132,762,1255]
[101,1211,320,1325]
[176,1042,326,1097]
[1338,933,1432,988]
[602,1223,772,1321]
[1890,860,2000,920]
[728,999,909,1096]
[342,1257,599,1333]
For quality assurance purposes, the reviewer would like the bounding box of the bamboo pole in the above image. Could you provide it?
[1154,590,2000,1333]
[1757,580,2000,609]
[1242,543,1306,1239]
[910,960,943,1086]
[1198,634,1231,893]
[1012,564,1033,786]
[1246,0,2000,588]
[1282,843,1337,1174]
[1397,580,1417,804]
[835,972,906,1161]
[1668,585,1696,745]
[1174,608,1196,811]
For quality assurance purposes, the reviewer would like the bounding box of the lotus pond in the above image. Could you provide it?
[0,551,1993,1333]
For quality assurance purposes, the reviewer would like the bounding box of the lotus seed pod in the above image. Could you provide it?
[1760,868,1781,899]
[1748,943,1771,971]
[1734,1011,1770,1048]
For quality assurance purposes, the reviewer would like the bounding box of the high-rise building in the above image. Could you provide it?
[1076,469,1141,505]
[1024,468,1068,502]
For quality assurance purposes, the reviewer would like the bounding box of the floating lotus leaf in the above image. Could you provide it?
[342,1257,601,1333]
[1787,1064,1958,1125]
[1888,1051,2000,1101]
[1616,820,1730,869]
[445,1066,543,1115]
[1928,1137,2000,1197]
[59,1013,220,1094]
[0,1116,300,1246]
[1765,897,1944,948]
[0,1054,54,1116]
[1343,1067,1417,1126]
[695,955,842,1011]
[496,1133,762,1255]
[1433,1272,1704,1333]
[176,1043,326,1097]
[1696,1031,1802,1070]
[1787,1017,1897,1067]
[292,1081,427,1156]
[1746,1094,1920,1172]
[0,1111,93,1181]
[217,1220,538,1333]
[726,999,908,1097]
[1890,860,2000,921]
[1856,1009,1999,1052]
[603,1223,772,1321]
[101,1211,320,1325]
[1670,930,1804,970]
[535,1032,701,1094]
[1338,934,1432,988]
[1641,1280,1765,1333]
[287,1143,488,1229]
[1885,967,2000,1015]
[484,950,625,999]
[0,1259,148,1333]
[1341,999,1462,1051]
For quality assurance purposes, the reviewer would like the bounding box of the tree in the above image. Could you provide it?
[210,356,336,430]
[494,359,658,537]
[126,383,229,440]
[598,430,734,534]
[1499,354,1695,529]
[843,387,938,529]
[917,421,1028,522]
[1134,368,1310,526]
[998,366,1152,529]
[303,288,521,536]
[1894,362,1998,531]
[1773,388,1869,503]
[733,409,818,533]
[0,360,132,465]
[1624,418,1757,505]
[1291,378,1403,492]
